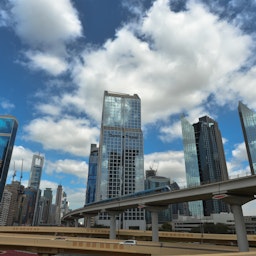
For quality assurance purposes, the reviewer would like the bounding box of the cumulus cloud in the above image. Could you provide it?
[227,142,251,177]
[45,159,88,181]
[9,0,82,76]
[144,150,186,187]
[69,0,252,127]
[0,98,15,112]
[23,117,99,157]
[24,51,68,76]
[9,146,39,173]
[19,0,254,160]
[10,0,82,46]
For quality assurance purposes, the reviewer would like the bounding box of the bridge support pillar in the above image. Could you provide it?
[222,195,254,252]
[147,206,168,242]
[107,211,123,240]
[83,213,95,228]
[74,218,79,227]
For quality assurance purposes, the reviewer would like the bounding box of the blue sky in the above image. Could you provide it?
[1,0,256,215]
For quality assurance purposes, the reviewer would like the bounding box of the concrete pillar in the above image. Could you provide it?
[74,218,79,227]
[84,216,91,228]
[147,206,168,242]
[107,210,123,240]
[221,194,254,252]
[151,210,159,242]
[231,204,249,252]
[109,212,117,240]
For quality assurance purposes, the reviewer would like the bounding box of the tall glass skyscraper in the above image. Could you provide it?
[181,116,203,217]
[96,91,145,229]
[85,144,98,204]
[0,115,18,202]
[238,101,256,175]
[181,115,229,216]
[28,154,44,190]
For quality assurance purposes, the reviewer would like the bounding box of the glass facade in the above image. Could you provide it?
[181,116,203,217]
[238,101,256,175]
[85,144,98,204]
[181,115,229,216]
[0,115,18,202]
[96,91,145,229]
[28,154,44,190]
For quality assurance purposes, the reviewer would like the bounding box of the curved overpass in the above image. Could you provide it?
[63,175,256,220]
[62,174,256,252]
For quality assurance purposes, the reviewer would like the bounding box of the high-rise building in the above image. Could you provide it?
[238,101,256,175]
[55,185,63,225]
[181,116,203,217]
[96,91,145,229]
[0,115,18,202]
[85,144,98,204]
[181,115,229,216]
[28,154,44,190]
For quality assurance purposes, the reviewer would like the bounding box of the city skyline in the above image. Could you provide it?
[1,0,256,215]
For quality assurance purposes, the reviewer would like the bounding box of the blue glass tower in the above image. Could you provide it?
[85,144,98,204]
[28,154,44,190]
[0,115,18,202]
[96,91,145,229]
[181,116,203,217]
[181,115,229,216]
[238,101,256,175]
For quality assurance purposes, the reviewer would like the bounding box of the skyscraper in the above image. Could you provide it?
[181,116,203,217]
[55,185,63,225]
[28,154,44,190]
[96,91,145,229]
[238,101,256,175]
[0,115,18,202]
[181,115,229,216]
[85,144,98,204]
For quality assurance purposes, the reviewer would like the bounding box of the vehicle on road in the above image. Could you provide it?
[119,240,137,245]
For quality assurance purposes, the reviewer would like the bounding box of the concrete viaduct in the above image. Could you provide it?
[62,174,256,252]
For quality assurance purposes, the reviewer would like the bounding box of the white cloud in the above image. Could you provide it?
[23,117,99,157]
[20,0,254,160]
[25,51,68,76]
[144,150,186,187]
[226,142,251,177]
[64,187,85,210]
[45,159,88,181]
[10,0,82,46]
[10,146,39,173]
[9,0,82,75]
[69,0,252,127]
[0,98,15,111]
[0,9,9,27]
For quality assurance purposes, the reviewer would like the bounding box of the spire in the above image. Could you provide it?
[12,161,16,182]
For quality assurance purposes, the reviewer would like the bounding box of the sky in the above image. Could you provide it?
[1,0,256,215]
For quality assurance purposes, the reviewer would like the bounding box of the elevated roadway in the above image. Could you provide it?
[1,226,256,246]
[62,174,256,252]
[0,232,256,256]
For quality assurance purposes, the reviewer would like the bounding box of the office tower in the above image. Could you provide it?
[238,101,256,175]
[55,185,63,225]
[0,190,11,225]
[181,116,203,217]
[0,115,18,202]
[28,154,44,190]
[1,181,23,225]
[85,144,98,204]
[181,115,229,216]
[96,91,145,229]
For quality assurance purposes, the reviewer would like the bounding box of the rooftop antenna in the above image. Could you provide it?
[20,159,23,183]
[12,161,16,182]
